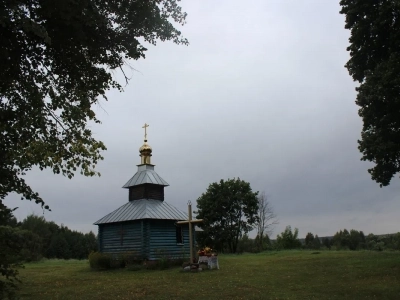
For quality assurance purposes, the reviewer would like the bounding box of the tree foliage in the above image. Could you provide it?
[235,233,271,253]
[340,0,400,186]
[332,229,366,250]
[254,233,271,252]
[0,226,25,299]
[304,232,322,250]
[0,203,18,227]
[322,237,331,250]
[276,226,301,250]
[20,215,98,260]
[365,232,400,251]
[0,0,188,208]
[305,232,315,247]
[195,178,259,253]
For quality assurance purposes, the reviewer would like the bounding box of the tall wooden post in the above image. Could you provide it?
[176,201,203,264]
[188,202,194,263]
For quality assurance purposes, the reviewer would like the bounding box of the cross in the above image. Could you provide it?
[142,123,149,139]
[176,201,203,264]
[118,226,126,246]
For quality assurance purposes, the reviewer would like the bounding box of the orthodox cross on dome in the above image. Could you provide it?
[176,201,203,264]
[142,123,149,140]
[139,123,152,165]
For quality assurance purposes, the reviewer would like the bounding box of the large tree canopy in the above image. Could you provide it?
[195,178,259,253]
[340,0,400,186]
[0,0,188,208]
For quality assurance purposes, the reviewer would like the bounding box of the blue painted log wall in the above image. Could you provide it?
[148,219,190,260]
[98,219,194,260]
[98,221,143,257]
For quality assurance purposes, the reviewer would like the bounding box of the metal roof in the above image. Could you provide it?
[122,164,169,188]
[94,199,188,225]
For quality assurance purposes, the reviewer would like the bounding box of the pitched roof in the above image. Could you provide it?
[122,165,169,188]
[94,199,187,225]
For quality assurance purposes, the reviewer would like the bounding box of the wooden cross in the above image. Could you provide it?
[176,201,203,263]
[118,226,126,246]
[142,123,149,139]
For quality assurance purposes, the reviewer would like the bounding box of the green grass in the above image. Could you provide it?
[17,251,400,300]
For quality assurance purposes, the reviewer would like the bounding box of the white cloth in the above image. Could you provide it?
[198,255,219,269]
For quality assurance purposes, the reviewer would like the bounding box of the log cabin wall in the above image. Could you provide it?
[148,219,191,260]
[98,219,193,260]
[98,221,143,257]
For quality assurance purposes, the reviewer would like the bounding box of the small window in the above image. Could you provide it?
[176,226,183,244]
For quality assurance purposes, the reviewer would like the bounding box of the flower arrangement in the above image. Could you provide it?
[197,246,213,256]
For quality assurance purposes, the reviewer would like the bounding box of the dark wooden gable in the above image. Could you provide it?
[129,183,164,201]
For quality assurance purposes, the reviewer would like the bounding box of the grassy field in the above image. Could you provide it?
[17,251,400,300]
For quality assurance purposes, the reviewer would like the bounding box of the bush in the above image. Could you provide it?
[118,251,141,268]
[169,258,186,267]
[89,250,188,271]
[155,249,170,270]
[88,251,111,270]
[144,260,158,270]
[158,257,169,270]
[126,264,142,271]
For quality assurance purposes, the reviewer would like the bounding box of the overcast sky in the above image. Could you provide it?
[5,0,400,238]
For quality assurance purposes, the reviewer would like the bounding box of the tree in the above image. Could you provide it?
[237,234,256,254]
[47,235,71,259]
[276,226,302,250]
[305,232,315,248]
[305,232,321,250]
[254,233,271,252]
[0,204,17,227]
[313,235,321,250]
[332,229,351,250]
[195,178,259,253]
[0,0,188,209]
[255,191,278,251]
[0,226,25,299]
[340,0,400,186]
[19,230,42,262]
[391,233,400,250]
[84,232,98,257]
[20,215,56,255]
[322,237,331,250]
[19,214,97,259]
[366,233,385,251]
[348,229,365,250]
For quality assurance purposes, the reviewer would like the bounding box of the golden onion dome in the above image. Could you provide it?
[139,140,152,152]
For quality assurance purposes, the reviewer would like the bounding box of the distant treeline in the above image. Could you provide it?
[323,229,400,251]
[0,211,97,261]
[236,226,400,253]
